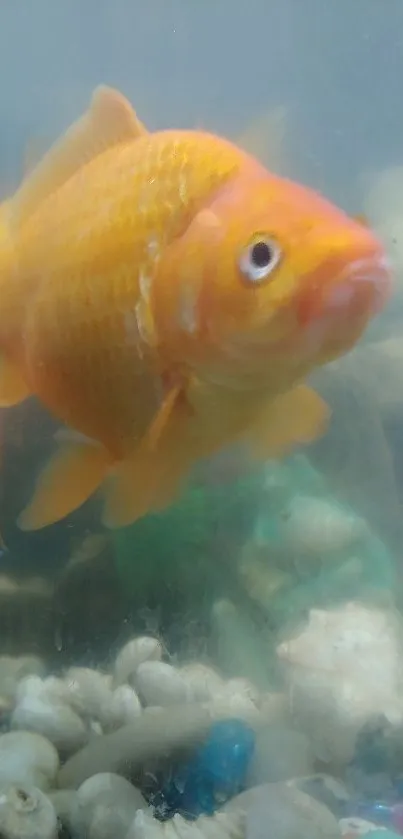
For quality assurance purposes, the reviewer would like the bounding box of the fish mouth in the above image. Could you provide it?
[338,253,392,313]
[297,252,393,326]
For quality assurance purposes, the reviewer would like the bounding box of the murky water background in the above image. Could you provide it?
[0,3,403,837]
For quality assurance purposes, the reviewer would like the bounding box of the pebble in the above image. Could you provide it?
[226,782,342,839]
[206,678,262,728]
[57,703,214,789]
[135,661,195,707]
[345,801,403,833]
[0,783,58,839]
[48,789,78,833]
[64,667,143,731]
[258,692,289,726]
[0,657,45,705]
[127,808,245,839]
[247,726,314,786]
[276,494,367,558]
[0,731,59,790]
[179,664,225,702]
[11,691,89,754]
[339,818,387,836]
[15,675,70,705]
[69,772,147,839]
[102,685,142,730]
[64,667,113,719]
[289,774,350,817]
[276,602,403,766]
[114,637,163,686]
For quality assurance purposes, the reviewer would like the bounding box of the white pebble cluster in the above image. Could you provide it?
[0,634,284,839]
[3,605,394,838]
[8,636,265,756]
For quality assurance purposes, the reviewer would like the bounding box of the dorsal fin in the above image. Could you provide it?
[236,105,288,172]
[10,85,148,227]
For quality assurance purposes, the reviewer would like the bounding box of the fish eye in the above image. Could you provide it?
[239,236,282,285]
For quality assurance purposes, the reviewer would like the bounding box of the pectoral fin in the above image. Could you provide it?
[246,384,330,460]
[142,382,183,451]
[18,432,111,531]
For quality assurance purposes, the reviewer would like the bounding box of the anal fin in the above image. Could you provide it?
[18,433,111,531]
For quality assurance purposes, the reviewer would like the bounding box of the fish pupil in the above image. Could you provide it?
[251,241,273,268]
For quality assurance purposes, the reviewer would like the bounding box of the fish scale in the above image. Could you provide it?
[7,133,240,451]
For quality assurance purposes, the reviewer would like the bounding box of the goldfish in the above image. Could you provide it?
[0,85,391,531]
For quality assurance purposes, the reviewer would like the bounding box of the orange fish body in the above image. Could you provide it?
[0,86,392,530]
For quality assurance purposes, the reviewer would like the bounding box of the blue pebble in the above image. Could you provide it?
[156,718,255,819]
